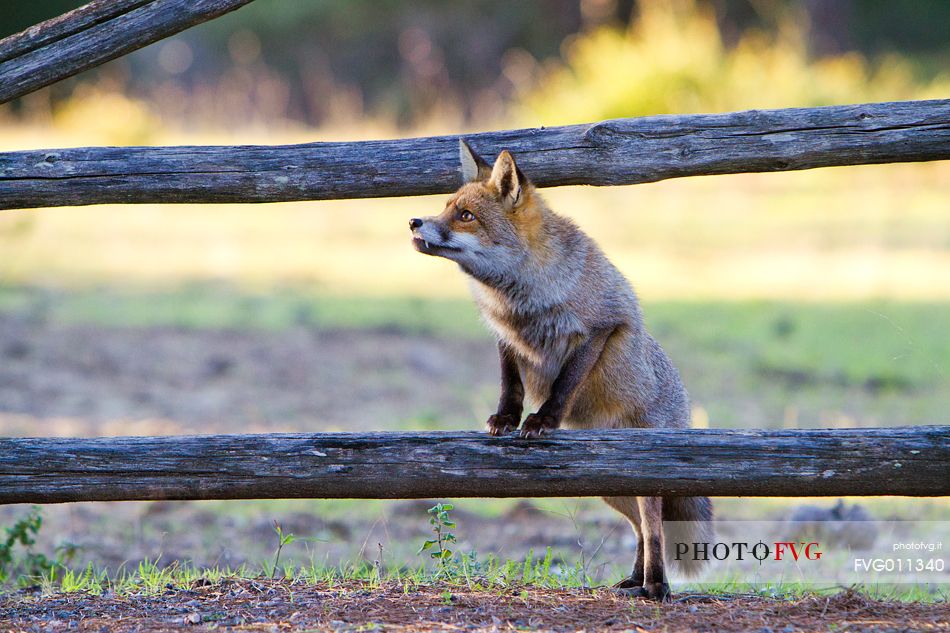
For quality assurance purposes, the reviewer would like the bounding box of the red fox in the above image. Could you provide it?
[409,140,713,601]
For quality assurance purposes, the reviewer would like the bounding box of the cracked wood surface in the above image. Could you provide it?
[2,427,947,503]
[0,0,255,104]
[1,99,948,209]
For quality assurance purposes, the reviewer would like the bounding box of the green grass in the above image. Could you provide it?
[4,285,948,380]
[24,551,584,597]
[2,285,945,429]
[0,285,483,335]
[5,501,946,603]
[650,301,948,394]
[647,300,950,428]
[4,285,947,392]
[19,557,948,604]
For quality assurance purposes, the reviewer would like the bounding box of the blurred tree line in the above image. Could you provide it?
[2,0,948,128]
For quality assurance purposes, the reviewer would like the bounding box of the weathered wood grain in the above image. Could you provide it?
[0,0,151,65]
[0,0,255,104]
[2,427,946,504]
[1,99,947,210]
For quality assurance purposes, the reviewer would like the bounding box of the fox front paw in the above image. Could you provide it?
[486,413,520,436]
[519,413,558,439]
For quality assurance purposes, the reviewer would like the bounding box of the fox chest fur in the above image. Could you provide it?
[471,279,586,405]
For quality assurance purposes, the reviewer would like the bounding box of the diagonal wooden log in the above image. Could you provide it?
[1,427,947,504]
[0,0,255,105]
[1,99,948,210]
[0,0,150,65]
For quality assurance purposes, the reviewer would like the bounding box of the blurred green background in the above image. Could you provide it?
[0,0,947,579]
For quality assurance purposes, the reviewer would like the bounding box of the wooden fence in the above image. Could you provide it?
[0,2,947,504]
[2,428,948,505]
[1,99,949,209]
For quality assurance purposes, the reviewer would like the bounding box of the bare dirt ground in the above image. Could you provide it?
[3,579,948,633]
[0,316,496,438]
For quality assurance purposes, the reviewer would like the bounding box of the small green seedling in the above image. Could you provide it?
[418,503,457,578]
[271,521,297,579]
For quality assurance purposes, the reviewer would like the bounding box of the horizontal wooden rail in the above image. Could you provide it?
[0,0,255,104]
[1,99,948,210]
[2,427,947,504]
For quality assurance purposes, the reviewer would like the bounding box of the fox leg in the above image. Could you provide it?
[603,496,646,595]
[520,326,616,438]
[486,343,524,436]
[637,496,671,601]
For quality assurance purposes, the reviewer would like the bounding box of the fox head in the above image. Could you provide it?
[410,140,541,281]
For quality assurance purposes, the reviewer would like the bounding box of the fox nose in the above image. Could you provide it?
[409,218,424,230]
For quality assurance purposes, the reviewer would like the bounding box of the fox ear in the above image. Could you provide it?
[490,150,526,208]
[459,139,491,183]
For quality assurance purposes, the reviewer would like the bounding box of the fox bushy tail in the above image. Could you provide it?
[663,496,714,577]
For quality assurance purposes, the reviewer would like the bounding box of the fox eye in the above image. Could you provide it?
[458,209,475,222]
